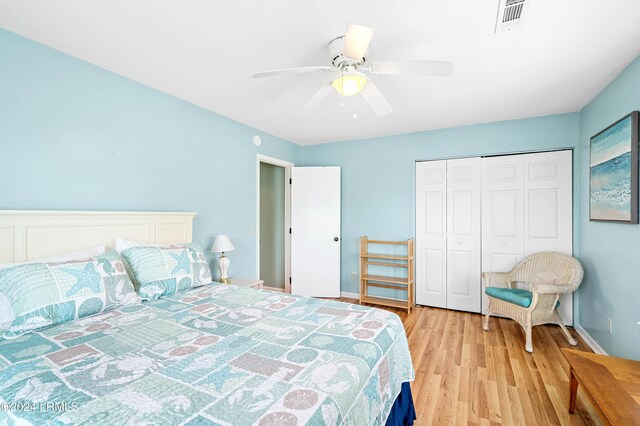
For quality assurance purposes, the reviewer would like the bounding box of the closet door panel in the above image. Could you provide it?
[450,250,473,296]
[523,150,573,324]
[524,151,572,253]
[481,155,524,313]
[446,158,481,313]
[416,160,447,308]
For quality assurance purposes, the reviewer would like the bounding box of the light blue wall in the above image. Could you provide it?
[578,55,640,360]
[301,114,581,301]
[0,29,302,277]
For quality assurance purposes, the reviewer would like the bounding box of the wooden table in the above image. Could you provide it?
[562,348,640,425]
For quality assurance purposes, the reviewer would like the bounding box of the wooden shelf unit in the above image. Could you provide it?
[359,237,415,313]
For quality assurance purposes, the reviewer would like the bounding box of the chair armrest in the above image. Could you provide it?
[531,283,575,294]
[482,272,512,288]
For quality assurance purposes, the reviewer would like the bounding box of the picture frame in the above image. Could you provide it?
[589,111,639,223]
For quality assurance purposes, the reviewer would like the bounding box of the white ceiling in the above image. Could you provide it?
[1,1,640,145]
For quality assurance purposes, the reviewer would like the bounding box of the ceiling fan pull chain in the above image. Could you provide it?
[353,96,358,119]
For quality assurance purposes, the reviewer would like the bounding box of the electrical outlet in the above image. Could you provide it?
[351,272,357,281]
[607,317,613,334]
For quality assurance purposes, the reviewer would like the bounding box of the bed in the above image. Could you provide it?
[0,211,415,425]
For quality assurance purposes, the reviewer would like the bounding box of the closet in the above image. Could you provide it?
[415,150,573,323]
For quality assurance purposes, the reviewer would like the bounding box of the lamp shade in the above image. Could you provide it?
[332,72,367,97]
[211,235,235,253]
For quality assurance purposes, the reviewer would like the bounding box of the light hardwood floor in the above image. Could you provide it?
[340,299,600,425]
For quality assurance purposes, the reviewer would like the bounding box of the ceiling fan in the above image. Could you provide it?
[252,24,454,117]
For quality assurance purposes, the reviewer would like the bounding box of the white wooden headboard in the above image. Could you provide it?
[0,210,196,263]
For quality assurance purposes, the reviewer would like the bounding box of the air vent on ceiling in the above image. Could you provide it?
[495,0,529,33]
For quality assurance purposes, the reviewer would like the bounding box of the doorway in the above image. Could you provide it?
[257,155,292,293]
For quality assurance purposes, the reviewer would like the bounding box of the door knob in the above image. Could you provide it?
[501,242,507,247]
[334,237,340,242]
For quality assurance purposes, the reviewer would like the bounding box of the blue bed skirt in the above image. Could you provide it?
[385,382,416,426]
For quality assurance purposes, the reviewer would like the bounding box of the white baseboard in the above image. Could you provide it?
[574,325,608,355]
[263,286,285,293]
[340,291,359,299]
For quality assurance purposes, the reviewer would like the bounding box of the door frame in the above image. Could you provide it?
[256,154,293,293]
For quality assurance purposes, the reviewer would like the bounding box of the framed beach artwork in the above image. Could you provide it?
[590,111,639,223]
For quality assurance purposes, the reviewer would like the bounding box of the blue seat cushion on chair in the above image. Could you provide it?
[485,287,533,308]
[485,287,561,308]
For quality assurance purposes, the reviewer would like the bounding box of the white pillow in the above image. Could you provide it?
[115,238,154,252]
[0,245,106,269]
[115,238,177,252]
[36,245,106,263]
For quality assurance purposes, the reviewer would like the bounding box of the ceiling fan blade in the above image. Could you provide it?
[299,84,334,115]
[343,23,375,62]
[370,60,453,77]
[360,80,393,117]
[253,66,332,79]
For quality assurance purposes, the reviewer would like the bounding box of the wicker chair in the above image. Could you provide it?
[482,252,584,353]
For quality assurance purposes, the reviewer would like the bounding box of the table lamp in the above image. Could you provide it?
[211,235,235,283]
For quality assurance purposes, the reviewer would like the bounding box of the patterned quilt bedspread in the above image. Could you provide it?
[0,283,414,425]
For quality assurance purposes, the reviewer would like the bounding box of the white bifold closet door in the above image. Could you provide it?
[415,160,448,309]
[481,150,573,323]
[481,154,525,274]
[416,150,573,320]
[415,158,482,312]
[446,158,482,312]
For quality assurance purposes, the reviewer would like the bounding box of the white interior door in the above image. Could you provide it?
[415,160,447,308]
[446,158,482,313]
[290,167,341,297]
[481,155,524,313]
[523,150,573,324]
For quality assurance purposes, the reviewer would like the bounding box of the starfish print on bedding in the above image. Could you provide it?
[170,250,191,275]
[200,366,245,392]
[63,263,101,296]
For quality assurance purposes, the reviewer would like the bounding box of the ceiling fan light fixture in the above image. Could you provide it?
[332,72,367,97]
